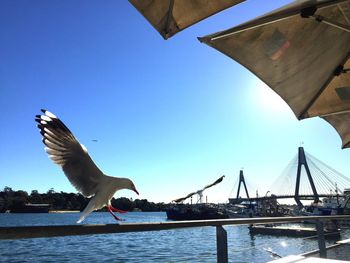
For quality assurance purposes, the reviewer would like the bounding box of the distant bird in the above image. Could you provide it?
[35,109,139,223]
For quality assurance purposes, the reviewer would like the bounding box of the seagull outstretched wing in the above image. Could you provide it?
[35,109,103,197]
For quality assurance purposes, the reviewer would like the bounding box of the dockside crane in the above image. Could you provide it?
[172,175,225,204]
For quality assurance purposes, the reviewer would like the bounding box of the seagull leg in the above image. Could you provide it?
[109,205,128,214]
[107,205,124,221]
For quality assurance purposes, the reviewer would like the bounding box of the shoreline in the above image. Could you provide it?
[49,210,80,213]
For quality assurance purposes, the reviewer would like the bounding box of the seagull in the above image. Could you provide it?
[35,109,139,223]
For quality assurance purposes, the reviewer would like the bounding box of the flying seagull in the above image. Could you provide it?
[35,109,139,223]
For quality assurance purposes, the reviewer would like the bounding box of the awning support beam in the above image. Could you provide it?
[312,15,350,33]
[301,6,350,33]
[320,109,350,118]
[299,52,350,119]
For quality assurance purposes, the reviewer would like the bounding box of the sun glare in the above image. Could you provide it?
[254,80,291,115]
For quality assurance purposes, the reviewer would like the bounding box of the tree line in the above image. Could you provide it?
[0,187,169,212]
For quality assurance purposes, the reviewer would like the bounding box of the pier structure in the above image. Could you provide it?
[1,215,350,263]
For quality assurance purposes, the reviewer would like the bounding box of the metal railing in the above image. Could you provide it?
[1,215,350,262]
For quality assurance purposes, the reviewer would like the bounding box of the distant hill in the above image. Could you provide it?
[0,187,169,213]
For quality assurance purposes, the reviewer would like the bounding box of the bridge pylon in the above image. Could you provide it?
[236,170,250,200]
[295,147,319,207]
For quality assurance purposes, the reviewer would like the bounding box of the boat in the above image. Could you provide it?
[166,175,227,221]
[295,188,350,218]
[10,203,50,213]
[166,203,228,220]
[249,224,340,238]
[226,203,258,218]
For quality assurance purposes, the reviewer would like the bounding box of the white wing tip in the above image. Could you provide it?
[41,109,57,119]
[76,217,85,223]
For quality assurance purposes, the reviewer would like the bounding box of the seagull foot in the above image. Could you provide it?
[109,205,128,213]
[108,206,125,221]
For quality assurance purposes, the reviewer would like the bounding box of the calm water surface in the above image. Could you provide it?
[0,212,348,263]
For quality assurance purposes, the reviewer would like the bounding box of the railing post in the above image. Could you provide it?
[316,220,327,258]
[216,226,228,263]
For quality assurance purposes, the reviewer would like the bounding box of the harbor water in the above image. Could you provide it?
[0,212,349,263]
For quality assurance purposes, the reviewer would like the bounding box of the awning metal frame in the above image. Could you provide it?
[300,5,350,33]
[312,15,350,33]
[334,65,350,76]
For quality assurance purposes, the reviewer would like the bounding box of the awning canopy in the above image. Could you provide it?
[129,0,245,39]
[199,0,350,148]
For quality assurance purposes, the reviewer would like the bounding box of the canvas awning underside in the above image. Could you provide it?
[129,0,245,39]
[199,0,350,148]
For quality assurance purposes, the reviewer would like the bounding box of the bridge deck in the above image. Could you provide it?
[229,194,345,203]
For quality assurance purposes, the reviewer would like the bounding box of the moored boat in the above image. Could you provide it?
[167,175,227,221]
[166,203,228,221]
[249,224,341,238]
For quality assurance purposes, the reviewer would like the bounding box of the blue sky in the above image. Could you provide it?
[1,0,350,203]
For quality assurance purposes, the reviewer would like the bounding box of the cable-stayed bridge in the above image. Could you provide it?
[229,147,350,206]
